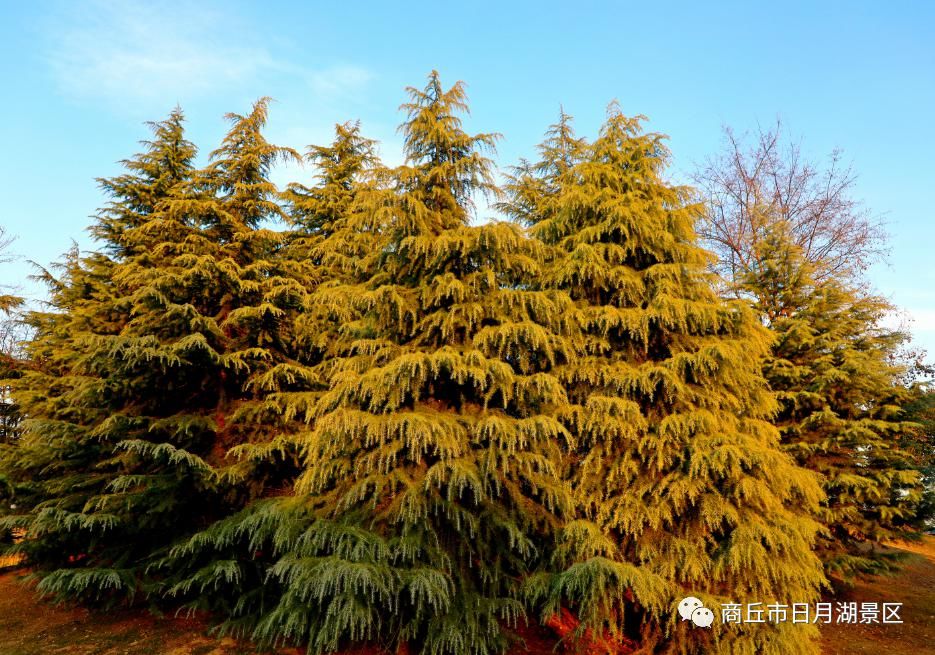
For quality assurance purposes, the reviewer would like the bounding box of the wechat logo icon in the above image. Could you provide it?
[678,596,715,628]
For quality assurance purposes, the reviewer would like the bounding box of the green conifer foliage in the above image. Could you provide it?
[741,223,924,580]
[0,111,196,600]
[105,98,309,612]
[1,102,308,606]
[903,386,935,531]
[504,107,827,655]
[0,250,114,563]
[159,121,384,629]
[252,72,578,655]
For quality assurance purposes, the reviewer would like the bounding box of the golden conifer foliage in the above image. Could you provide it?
[742,222,924,580]
[254,72,581,655]
[503,107,827,654]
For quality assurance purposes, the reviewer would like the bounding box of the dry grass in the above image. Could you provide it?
[884,537,935,560]
[819,537,935,654]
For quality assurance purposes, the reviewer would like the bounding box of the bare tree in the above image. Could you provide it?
[0,226,25,444]
[0,227,19,314]
[0,322,25,444]
[693,121,887,289]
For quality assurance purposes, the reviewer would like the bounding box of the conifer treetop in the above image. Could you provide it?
[206,97,301,230]
[93,107,197,258]
[398,71,501,222]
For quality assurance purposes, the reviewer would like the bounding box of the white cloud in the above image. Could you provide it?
[43,1,370,110]
[307,66,374,99]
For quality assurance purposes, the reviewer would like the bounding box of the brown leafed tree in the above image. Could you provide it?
[693,121,886,288]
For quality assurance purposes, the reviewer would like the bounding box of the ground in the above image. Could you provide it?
[0,539,933,654]
[0,571,302,655]
[819,537,935,655]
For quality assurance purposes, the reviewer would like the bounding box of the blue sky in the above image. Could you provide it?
[1,0,933,355]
